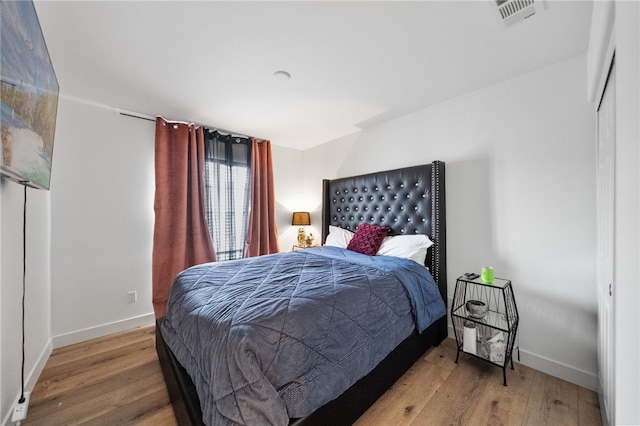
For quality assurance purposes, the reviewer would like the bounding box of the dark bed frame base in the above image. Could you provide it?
[156,161,447,425]
[156,319,444,426]
[156,319,205,426]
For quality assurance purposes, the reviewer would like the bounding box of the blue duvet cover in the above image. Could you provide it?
[161,246,446,426]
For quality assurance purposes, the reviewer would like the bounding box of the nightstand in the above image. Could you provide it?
[451,274,519,385]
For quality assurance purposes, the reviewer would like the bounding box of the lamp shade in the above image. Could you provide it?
[291,211,311,226]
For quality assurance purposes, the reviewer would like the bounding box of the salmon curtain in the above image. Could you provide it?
[244,139,280,257]
[152,117,217,318]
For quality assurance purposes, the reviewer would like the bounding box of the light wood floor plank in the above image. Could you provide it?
[410,353,494,426]
[27,360,166,424]
[22,326,601,426]
[34,340,158,400]
[578,386,603,425]
[527,371,580,426]
[134,405,179,426]
[354,343,456,426]
[83,389,175,426]
[458,355,535,426]
[43,327,155,369]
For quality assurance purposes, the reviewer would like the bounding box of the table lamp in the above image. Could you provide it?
[292,212,311,246]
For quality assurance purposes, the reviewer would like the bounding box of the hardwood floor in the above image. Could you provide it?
[23,326,601,426]
[356,342,602,426]
[23,326,176,426]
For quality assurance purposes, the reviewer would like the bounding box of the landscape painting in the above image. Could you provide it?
[1,0,59,190]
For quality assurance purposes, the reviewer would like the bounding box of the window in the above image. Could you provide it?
[203,130,251,261]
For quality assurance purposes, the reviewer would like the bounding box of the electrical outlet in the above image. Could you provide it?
[127,291,137,303]
[12,391,30,423]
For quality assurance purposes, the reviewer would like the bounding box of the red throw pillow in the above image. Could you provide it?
[347,223,389,256]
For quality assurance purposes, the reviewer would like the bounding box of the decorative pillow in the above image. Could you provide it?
[324,225,354,248]
[377,234,434,264]
[347,223,389,256]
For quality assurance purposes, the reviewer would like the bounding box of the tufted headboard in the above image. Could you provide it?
[321,161,446,292]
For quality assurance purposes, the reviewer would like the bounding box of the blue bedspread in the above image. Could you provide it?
[161,246,446,425]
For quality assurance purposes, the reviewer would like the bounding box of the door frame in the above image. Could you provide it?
[594,32,616,426]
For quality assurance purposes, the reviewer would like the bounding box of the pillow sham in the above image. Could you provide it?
[324,225,354,248]
[347,223,389,256]
[377,234,434,265]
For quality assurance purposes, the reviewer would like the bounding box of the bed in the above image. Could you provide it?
[155,161,447,425]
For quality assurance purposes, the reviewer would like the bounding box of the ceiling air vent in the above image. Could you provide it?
[493,0,541,27]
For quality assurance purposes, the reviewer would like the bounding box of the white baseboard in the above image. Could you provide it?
[447,324,597,391]
[517,347,597,391]
[52,313,155,349]
[27,339,53,392]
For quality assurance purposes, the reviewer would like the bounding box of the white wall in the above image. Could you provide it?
[0,181,52,425]
[303,54,597,390]
[271,145,307,251]
[50,97,156,346]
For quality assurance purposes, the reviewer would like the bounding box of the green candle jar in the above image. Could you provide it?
[481,266,494,284]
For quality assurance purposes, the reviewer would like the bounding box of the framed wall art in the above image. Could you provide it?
[1,0,59,190]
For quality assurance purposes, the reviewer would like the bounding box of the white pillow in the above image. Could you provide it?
[324,225,354,248]
[377,234,434,265]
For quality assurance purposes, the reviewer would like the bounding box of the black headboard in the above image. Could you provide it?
[321,161,446,291]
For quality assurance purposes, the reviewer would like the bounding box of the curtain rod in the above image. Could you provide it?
[119,111,155,122]
[117,109,257,141]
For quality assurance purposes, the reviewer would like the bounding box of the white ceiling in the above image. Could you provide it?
[33,1,593,149]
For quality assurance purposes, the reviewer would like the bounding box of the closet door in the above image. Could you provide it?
[596,60,615,426]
